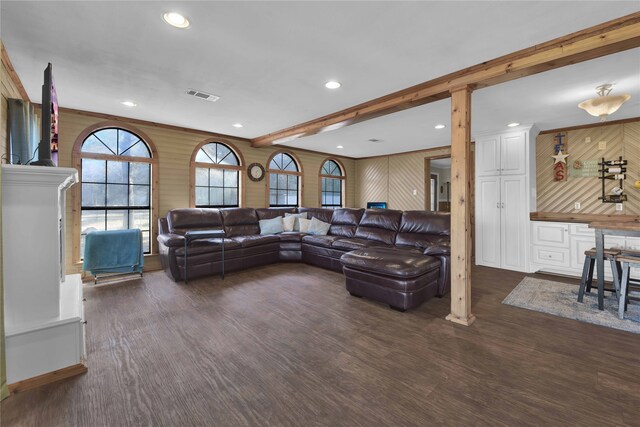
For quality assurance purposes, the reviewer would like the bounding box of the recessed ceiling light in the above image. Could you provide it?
[325,81,341,89]
[434,124,446,129]
[507,122,520,127]
[121,101,137,107]
[163,12,190,29]
[336,145,344,149]
[232,123,243,128]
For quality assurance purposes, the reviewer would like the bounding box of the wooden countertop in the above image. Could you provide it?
[588,221,640,231]
[530,212,640,224]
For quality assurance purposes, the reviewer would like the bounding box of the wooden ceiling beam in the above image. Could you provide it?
[251,12,640,148]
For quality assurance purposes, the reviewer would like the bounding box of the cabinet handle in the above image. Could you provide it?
[501,202,505,209]
[497,202,500,208]
[82,320,88,325]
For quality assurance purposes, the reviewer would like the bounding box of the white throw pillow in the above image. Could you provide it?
[258,216,284,235]
[298,218,312,233]
[283,216,296,232]
[284,212,308,231]
[308,217,331,235]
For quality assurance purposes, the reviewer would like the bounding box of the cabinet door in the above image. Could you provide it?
[500,132,526,175]
[476,136,500,177]
[500,176,527,271]
[475,176,501,268]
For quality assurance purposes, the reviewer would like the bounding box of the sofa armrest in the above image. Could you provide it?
[423,241,450,257]
[157,233,185,248]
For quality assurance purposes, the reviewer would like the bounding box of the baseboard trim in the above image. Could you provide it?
[7,362,88,394]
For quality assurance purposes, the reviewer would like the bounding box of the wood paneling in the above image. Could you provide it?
[2,265,639,425]
[536,120,640,215]
[252,13,640,147]
[355,146,453,211]
[530,211,640,223]
[57,110,355,274]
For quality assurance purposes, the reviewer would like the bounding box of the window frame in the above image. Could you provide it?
[72,121,159,264]
[266,150,303,208]
[190,140,244,209]
[319,158,346,209]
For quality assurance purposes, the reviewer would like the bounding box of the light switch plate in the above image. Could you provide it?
[412,189,417,196]
[598,140,607,150]
[585,137,591,143]
[574,202,581,210]
[616,203,623,211]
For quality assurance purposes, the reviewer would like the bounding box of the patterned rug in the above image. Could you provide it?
[502,277,640,334]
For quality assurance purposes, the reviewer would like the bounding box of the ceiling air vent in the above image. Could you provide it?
[185,88,220,103]
[368,138,382,143]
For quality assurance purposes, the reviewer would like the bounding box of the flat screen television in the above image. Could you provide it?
[31,62,58,166]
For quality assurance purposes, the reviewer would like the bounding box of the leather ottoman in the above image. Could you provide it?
[340,247,440,312]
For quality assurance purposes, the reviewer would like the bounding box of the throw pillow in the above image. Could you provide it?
[283,215,296,232]
[259,216,284,235]
[308,217,331,235]
[284,212,308,231]
[298,218,311,234]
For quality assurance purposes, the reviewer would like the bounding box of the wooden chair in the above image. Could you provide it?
[577,248,621,303]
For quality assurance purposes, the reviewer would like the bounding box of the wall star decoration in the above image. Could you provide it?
[552,150,569,164]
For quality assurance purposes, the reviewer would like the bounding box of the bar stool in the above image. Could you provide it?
[577,248,621,303]
[614,254,640,319]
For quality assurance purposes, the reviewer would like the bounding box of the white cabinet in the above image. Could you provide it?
[2,165,85,384]
[476,131,526,177]
[530,220,632,279]
[475,127,537,272]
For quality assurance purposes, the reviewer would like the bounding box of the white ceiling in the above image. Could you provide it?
[2,1,639,158]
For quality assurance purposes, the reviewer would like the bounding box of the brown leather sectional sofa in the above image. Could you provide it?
[157,207,450,310]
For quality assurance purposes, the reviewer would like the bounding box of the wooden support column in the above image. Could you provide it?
[446,86,476,326]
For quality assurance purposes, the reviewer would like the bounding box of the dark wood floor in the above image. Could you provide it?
[2,264,639,426]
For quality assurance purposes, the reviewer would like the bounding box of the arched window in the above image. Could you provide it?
[77,127,154,256]
[268,152,302,208]
[320,159,345,208]
[192,141,242,208]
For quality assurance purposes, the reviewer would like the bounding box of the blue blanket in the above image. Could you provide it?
[83,229,144,275]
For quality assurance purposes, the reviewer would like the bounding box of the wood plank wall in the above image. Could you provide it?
[536,120,640,215]
[57,110,356,273]
[0,43,28,158]
[355,147,452,210]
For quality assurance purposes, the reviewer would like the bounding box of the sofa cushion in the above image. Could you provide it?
[174,238,241,256]
[395,211,450,248]
[308,217,331,235]
[279,232,305,242]
[259,217,284,235]
[255,207,297,220]
[328,208,364,238]
[221,208,260,237]
[157,233,185,248]
[167,208,223,235]
[354,209,402,245]
[341,247,440,279]
[302,234,342,248]
[298,207,334,223]
[284,212,308,231]
[332,237,389,251]
[232,235,280,248]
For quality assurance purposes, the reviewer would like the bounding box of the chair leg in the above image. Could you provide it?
[610,258,621,301]
[585,257,595,294]
[618,262,629,320]
[578,256,592,303]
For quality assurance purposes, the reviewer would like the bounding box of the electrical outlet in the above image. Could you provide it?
[574,202,581,210]
[598,140,607,150]
[616,203,623,211]
[585,137,591,143]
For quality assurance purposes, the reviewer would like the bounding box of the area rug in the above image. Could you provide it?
[502,277,640,334]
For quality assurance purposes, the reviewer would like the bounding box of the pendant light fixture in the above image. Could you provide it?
[578,84,631,122]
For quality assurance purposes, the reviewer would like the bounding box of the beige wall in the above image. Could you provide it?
[536,120,640,215]
[355,146,452,210]
[57,109,356,272]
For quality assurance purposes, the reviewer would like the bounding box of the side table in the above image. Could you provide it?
[183,229,226,283]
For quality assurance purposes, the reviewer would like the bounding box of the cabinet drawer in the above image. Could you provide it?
[569,224,594,236]
[532,245,570,267]
[532,222,569,247]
